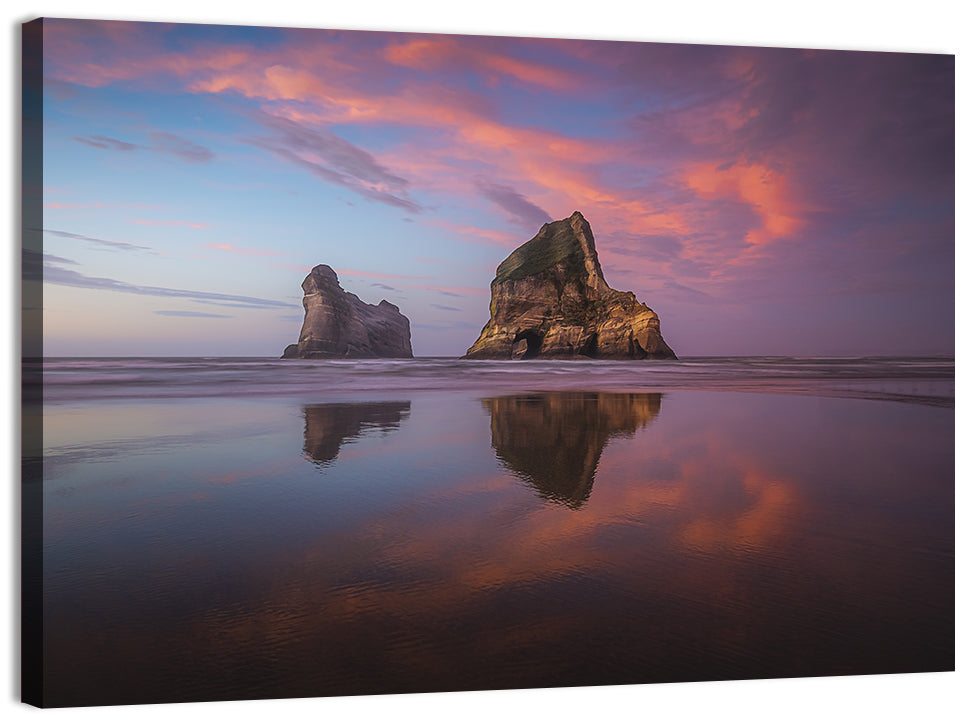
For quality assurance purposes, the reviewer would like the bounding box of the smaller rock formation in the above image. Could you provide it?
[464,211,676,360]
[282,265,413,359]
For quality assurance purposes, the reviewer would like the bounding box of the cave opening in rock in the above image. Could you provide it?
[580,332,599,358]
[512,329,544,359]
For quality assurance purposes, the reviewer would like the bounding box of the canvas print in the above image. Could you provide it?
[21,18,954,708]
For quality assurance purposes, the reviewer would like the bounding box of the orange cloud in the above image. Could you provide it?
[272,92,649,236]
[384,38,448,67]
[507,159,692,242]
[40,20,705,277]
[685,162,802,248]
[424,218,519,248]
[678,470,799,552]
[190,63,347,105]
[44,21,633,235]
[385,37,576,90]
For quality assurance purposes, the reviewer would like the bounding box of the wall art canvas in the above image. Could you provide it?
[21,16,954,709]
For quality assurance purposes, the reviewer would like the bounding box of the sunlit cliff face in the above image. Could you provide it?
[464,213,676,360]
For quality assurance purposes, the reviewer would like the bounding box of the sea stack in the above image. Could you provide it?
[463,212,676,360]
[282,264,413,359]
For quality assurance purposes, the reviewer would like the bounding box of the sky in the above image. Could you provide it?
[33,18,954,357]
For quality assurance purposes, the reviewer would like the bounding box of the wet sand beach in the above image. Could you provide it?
[32,358,954,706]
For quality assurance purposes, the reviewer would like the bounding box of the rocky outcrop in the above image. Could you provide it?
[463,212,676,360]
[483,392,663,508]
[282,265,413,359]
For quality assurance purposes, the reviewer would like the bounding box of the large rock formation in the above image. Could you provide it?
[282,264,413,359]
[463,211,676,360]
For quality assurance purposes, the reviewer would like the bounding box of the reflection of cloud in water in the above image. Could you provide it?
[482,392,662,508]
[678,469,798,553]
[302,401,411,467]
[139,439,812,696]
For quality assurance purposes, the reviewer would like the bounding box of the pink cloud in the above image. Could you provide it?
[384,36,578,91]
[256,70,768,288]
[685,162,803,250]
[42,21,627,230]
[33,24,811,289]
[425,218,519,248]
[42,20,257,89]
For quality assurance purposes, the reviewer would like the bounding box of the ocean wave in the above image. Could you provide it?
[31,356,954,406]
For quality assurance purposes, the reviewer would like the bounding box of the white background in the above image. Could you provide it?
[3,1,960,718]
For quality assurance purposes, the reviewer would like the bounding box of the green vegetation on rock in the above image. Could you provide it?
[494,220,585,284]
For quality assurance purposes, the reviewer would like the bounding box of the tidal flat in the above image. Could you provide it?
[31,358,954,706]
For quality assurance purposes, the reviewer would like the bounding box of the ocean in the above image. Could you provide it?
[24,356,954,706]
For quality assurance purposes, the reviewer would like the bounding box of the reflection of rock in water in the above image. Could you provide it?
[302,401,411,466]
[482,393,662,508]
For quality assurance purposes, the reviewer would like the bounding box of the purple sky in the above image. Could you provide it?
[36,18,954,357]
